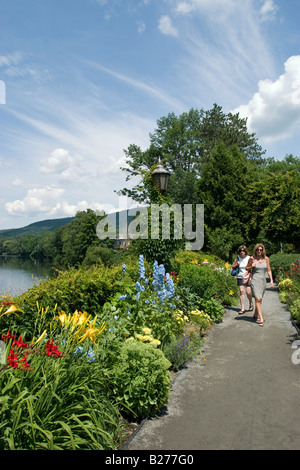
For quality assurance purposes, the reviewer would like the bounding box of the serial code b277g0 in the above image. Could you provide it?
[148,454,193,465]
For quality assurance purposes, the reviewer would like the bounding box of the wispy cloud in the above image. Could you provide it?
[164,0,276,108]
[259,0,278,22]
[0,51,50,83]
[83,60,184,111]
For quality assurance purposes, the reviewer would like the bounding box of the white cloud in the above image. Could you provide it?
[176,2,194,14]
[39,148,73,174]
[5,187,65,216]
[0,52,24,67]
[48,200,90,217]
[39,148,92,183]
[175,0,235,15]
[4,185,106,218]
[259,0,278,21]
[158,15,179,37]
[11,178,22,187]
[232,55,300,142]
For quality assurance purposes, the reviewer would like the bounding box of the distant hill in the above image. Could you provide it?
[0,217,75,238]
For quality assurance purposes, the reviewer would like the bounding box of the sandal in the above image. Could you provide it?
[248,306,254,311]
[238,310,245,315]
[258,320,264,327]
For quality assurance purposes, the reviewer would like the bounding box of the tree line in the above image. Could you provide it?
[0,209,116,268]
[118,104,300,259]
[1,104,299,265]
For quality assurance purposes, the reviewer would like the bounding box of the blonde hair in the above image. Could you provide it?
[253,243,266,258]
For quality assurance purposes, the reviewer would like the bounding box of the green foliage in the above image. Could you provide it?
[199,299,225,323]
[0,340,122,450]
[277,256,300,326]
[269,254,300,280]
[119,105,264,205]
[0,217,74,238]
[13,265,124,337]
[0,249,242,449]
[101,256,184,347]
[0,209,113,269]
[83,245,114,267]
[163,331,202,372]
[250,156,300,249]
[107,341,171,418]
[177,262,238,306]
[196,142,257,257]
[289,297,300,325]
[172,249,223,270]
[179,263,218,299]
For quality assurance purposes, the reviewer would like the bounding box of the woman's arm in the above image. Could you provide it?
[246,256,253,272]
[266,257,274,286]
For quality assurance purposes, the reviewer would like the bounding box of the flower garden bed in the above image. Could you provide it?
[0,250,238,450]
[273,255,300,329]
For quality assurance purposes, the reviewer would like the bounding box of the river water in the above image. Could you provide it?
[0,257,53,297]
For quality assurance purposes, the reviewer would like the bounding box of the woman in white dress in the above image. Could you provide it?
[232,245,253,315]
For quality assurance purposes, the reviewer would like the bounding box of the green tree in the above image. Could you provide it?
[249,155,300,251]
[196,142,257,259]
[118,105,265,205]
[61,209,102,265]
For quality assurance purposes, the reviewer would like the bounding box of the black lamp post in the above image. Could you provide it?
[151,158,170,193]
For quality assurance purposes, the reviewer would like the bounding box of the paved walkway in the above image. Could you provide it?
[127,286,300,450]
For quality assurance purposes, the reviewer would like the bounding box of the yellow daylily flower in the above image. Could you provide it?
[32,329,47,345]
[0,304,24,318]
[77,321,106,344]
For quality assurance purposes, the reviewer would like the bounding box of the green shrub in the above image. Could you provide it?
[108,341,171,419]
[178,264,218,300]
[199,298,224,323]
[269,254,300,280]
[172,250,223,271]
[290,297,300,325]
[163,331,202,371]
[177,262,238,306]
[13,265,125,336]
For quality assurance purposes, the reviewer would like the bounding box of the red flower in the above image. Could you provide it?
[13,336,32,350]
[1,331,15,342]
[7,349,19,369]
[18,356,33,371]
[44,339,62,358]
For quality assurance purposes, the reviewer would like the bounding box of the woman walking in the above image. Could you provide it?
[246,243,274,326]
[232,245,253,314]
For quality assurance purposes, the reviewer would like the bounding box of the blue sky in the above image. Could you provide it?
[0,0,299,229]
